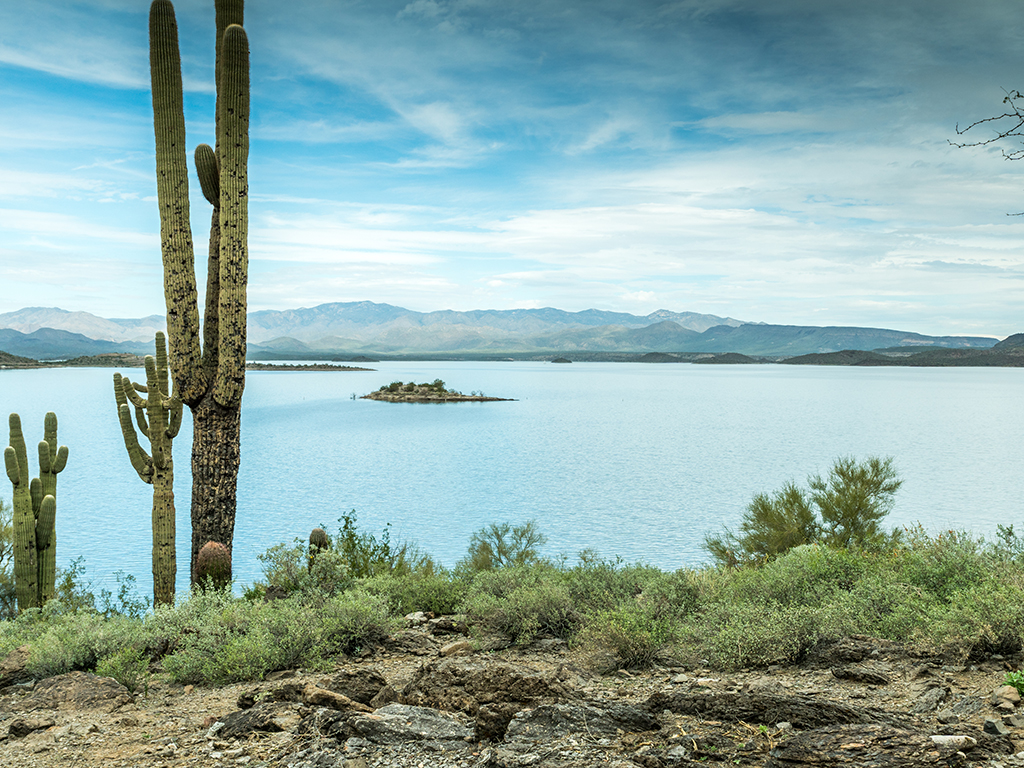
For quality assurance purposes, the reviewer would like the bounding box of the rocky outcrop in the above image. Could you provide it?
[20,672,131,714]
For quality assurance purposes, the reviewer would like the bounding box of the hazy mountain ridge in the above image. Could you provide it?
[0,307,166,343]
[0,303,1000,359]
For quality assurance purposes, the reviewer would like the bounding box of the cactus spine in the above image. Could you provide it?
[4,413,67,611]
[114,332,182,606]
[148,0,249,585]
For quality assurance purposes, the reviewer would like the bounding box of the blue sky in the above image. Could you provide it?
[1,0,1023,337]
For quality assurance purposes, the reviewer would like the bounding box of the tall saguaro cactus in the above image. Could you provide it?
[148,0,249,585]
[114,332,182,605]
[4,413,67,611]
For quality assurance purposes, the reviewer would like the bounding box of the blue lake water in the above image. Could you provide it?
[0,362,1021,598]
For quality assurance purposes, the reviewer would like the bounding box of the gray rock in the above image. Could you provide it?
[909,684,948,714]
[441,640,474,657]
[349,703,473,743]
[936,708,959,724]
[503,703,658,744]
[427,616,469,636]
[830,665,891,685]
[369,684,398,709]
[320,667,388,706]
[20,671,131,713]
[385,630,439,656]
[0,645,32,690]
[8,717,55,738]
[985,717,1012,736]
[401,658,576,716]
[220,702,303,739]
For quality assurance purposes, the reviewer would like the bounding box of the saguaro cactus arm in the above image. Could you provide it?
[117,403,155,483]
[212,23,249,408]
[149,0,206,405]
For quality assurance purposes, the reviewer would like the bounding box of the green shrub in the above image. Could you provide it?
[316,589,397,655]
[704,456,902,567]
[360,571,467,616]
[465,565,579,643]
[96,646,150,693]
[460,520,547,572]
[582,601,680,670]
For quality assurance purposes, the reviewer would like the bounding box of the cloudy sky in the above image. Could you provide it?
[1,0,1023,337]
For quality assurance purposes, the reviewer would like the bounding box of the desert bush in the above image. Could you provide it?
[581,601,680,670]
[96,646,150,693]
[316,589,397,655]
[460,520,547,572]
[156,586,395,685]
[360,571,467,616]
[251,513,434,600]
[561,552,662,613]
[891,526,992,603]
[704,456,902,566]
[465,565,579,643]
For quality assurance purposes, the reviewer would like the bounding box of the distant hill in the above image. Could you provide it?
[783,346,1024,367]
[246,302,744,345]
[0,302,1003,360]
[0,328,151,360]
[993,333,1024,349]
[0,307,165,342]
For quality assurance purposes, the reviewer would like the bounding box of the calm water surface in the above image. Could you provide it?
[0,362,1020,597]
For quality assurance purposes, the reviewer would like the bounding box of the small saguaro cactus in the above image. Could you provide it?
[195,541,231,590]
[114,331,183,606]
[308,527,330,573]
[4,412,68,611]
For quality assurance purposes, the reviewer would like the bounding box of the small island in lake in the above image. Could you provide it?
[362,379,514,403]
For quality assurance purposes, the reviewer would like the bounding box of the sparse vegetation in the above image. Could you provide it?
[5,462,1024,686]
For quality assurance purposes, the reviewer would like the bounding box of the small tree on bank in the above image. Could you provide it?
[704,456,902,568]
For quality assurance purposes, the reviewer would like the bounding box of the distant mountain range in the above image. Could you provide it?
[0,303,1002,360]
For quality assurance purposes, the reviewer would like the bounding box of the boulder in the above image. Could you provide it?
[20,672,131,713]
[219,702,303,739]
[348,703,473,744]
[503,702,659,744]
[766,724,1013,767]
[319,667,388,706]
[645,690,916,729]
[384,630,439,656]
[401,658,576,715]
[0,645,32,689]
[8,717,55,738]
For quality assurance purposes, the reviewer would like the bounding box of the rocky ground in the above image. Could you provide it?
[2,618,1024,768]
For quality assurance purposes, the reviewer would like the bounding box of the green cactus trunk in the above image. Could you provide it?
[114,332,182,606]
[148,0,249,586]
[5,415,37,611]
[5,413,67,612]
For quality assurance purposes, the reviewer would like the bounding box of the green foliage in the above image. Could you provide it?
[465,565,580,643]
[336,511,434,579]
[252,512,435,600]
[461,519,547,572]
[96,646,150,694]
[582,601,680,670]
[810,456,902,549]
[0,499,14,620]
[704,456,902,567]
[360,571,467,617]
[157,587,395,684]
[1006,670,1024,697]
